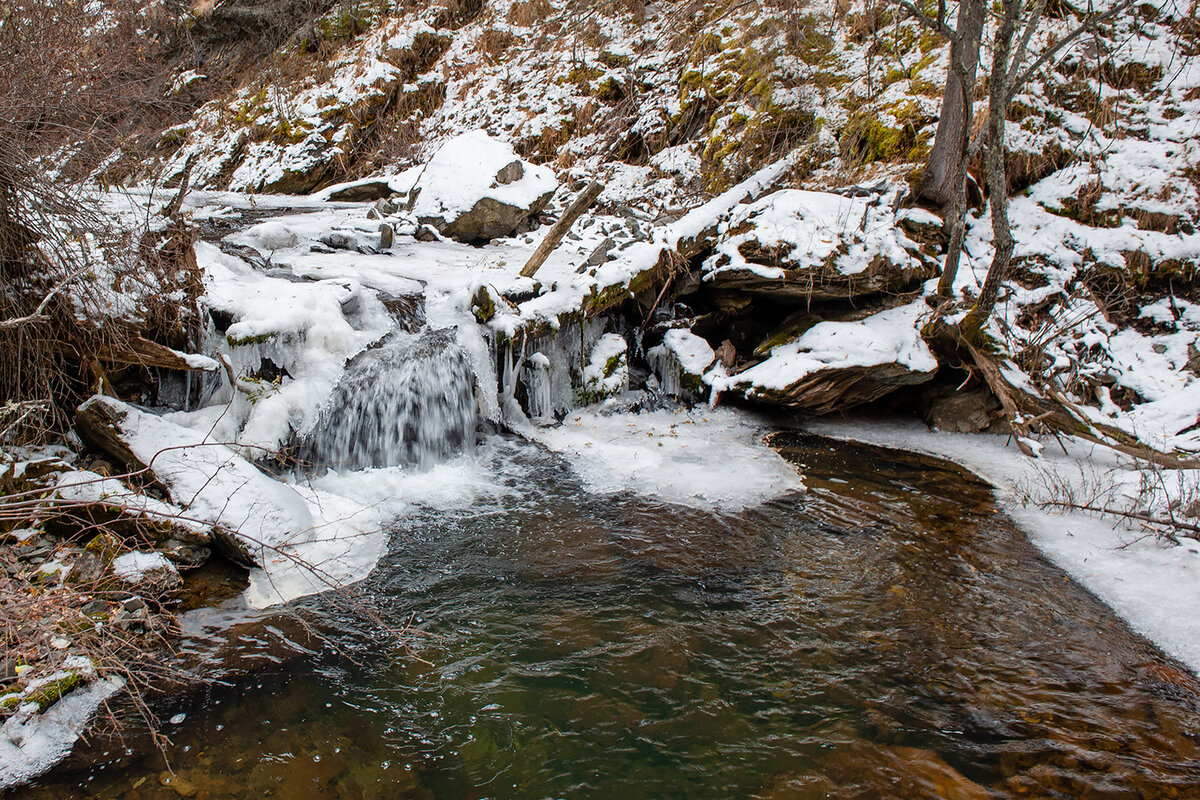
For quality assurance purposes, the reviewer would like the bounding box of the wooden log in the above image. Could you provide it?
[98,335,215,371]
[520,181,604,278]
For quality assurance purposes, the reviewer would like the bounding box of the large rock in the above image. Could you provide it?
[408,130,557,243]
[713,301,937,413]
[701,189,938,301]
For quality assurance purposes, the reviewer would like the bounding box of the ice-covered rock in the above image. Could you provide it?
[408,130,557,242]
[648,329,715,399]
[701,189,938,301]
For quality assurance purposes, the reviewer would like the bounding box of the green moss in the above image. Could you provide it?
[471,286,496,323]
[25,673,83,713]
[226,331,275,347]
[839,101,930,164]
[598,51,630,69]
[84,532,122,562]
[603,353,623,378]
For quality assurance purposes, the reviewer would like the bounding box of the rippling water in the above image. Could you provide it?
[20,433,1200,799]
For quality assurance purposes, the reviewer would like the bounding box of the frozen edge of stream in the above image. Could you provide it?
[807,417,1200,677]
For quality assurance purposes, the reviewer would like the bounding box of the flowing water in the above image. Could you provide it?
[301,329,477,470]
[19,433,1200,799]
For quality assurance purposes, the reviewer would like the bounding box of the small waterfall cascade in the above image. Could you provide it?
[303,329,477,470]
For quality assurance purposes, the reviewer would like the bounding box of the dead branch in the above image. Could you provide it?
[521,180,605,278]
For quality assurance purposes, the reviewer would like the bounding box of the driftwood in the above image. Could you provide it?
[520,181,604,278]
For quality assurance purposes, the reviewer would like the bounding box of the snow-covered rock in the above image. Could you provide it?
[111,551,181,593]
[714,301,938,413]
[701,189,937,300]
[648,329,716,399]
[408,130,557,242]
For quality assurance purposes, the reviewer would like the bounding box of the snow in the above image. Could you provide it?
[810,418,1200,676]
[111,551,177,583]
[0,677,123,791]
[703,188,924,281]
[532,407,804,511]
[715,300,937,395]
[661,329,715,376]
[409,130,557,220]
[79,396,383,609]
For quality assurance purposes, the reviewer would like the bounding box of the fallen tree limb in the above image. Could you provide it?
[521,181,604,278]
[1040,499,1200,538]
[934,318,1200,468]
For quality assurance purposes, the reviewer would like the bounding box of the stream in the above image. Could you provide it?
[19,431,1200,799]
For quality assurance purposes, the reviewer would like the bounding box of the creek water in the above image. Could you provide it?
[19,432,1200,799]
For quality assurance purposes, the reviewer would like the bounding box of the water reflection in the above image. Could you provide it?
[19,433,1200,799]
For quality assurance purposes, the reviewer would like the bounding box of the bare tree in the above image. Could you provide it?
[888,0,1136,317]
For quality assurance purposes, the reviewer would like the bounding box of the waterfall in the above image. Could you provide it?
[302,329,477,470]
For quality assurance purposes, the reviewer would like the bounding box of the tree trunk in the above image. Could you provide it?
[961,0,1021,337]
[918,0,985,207]
[935,57,974,298]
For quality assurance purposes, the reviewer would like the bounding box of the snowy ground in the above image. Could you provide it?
[809,418,1200,676]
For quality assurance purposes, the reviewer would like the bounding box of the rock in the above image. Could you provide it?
[408,130,557,243]
[717,301,938,413]
[325,179,396,202]
[379,222,394,249]
[924,387,1002,433]
[584,237,615,268]
[160,538,212,569]
[319,231,360,251]
[376,289,426,332]
[218,241,270,270]
[648,329,715,398]
[701,189,938,302]
[112,551,183,595]
[579,334,630,402]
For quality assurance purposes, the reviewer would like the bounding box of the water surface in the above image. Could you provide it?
[21,433,1200,799]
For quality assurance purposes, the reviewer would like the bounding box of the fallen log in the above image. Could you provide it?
[521,181,604,278]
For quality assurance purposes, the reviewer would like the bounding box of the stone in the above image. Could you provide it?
[925,388,1002,433]
[701,189,938,303]
[379,222,394,249]
[584,237,615,267]
[494,159,524,185]
[408,130,557,243]
[325,180,395,202]
[160,538,211,569]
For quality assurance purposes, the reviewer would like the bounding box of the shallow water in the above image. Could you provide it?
[20,433,1200,799]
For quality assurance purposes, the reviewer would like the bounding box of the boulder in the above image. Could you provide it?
[701,189,938,301]
[714,301,937,413]
[924,387,1003,433]
[408,130,557,243]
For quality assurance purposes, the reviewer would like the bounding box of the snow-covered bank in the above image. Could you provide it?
[0,676,123,791]
[808,418,1200,675]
